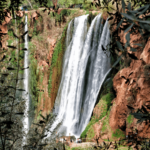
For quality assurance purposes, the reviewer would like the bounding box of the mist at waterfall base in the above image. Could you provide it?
[45,13,111,139]
[22,15,30,145]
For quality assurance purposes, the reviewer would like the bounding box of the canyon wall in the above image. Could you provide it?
[27,9,87,119]
[88,18,150,144]
[0,10,12,50]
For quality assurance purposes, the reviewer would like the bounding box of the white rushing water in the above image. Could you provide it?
[45,13,111,139]
[22,15,29,145]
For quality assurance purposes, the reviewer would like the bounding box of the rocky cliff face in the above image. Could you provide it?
[110,33,150,139]
[0,10,12,50]
[27,9,87,118]
[91,24,150,143]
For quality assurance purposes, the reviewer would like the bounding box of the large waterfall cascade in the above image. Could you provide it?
[22,15,30,145]
[45,13,111,139]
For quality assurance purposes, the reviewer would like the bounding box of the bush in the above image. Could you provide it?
[29,42,39,108]
[60,9,71,17]
[80,93,114,138]
[83,3,91,10]
[127,114,134,126]
[48,22,68,96]
[80,117,97,138]
[112,129,125,139]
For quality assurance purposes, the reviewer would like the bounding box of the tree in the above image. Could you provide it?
[1,0,150,149]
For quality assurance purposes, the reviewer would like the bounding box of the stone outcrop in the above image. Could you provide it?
[91,12,150,143]
[0,10,12,49]
[109,30,150,138]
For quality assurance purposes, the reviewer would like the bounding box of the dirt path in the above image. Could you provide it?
[70,142,96,148]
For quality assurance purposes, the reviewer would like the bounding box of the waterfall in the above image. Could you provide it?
[45,13,111,139]
[22,15,29,145]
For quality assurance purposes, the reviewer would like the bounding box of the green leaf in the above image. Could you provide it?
[116,18,125,30]
[112,55,122,68]
[121,13,137,21]
[142,23,150,31]
[136,19,150,24]
[126,32,130,44]
[137,5,150,16]
[127,2,131,11]
[137,118,146,124]
[130,48,137,52]
[131,113,143,119]
[116,41,124,51]
[129,5,148,14]
[133,43,143,47]
[122,0,125,12]
[124,23,134,33]
[125,43,128,48]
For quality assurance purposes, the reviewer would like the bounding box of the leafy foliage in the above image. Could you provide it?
[80,93,114,139]
[48,21,68,96]
[112,129,125,139]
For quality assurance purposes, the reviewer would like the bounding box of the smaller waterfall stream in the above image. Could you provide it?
[22,15,29,145]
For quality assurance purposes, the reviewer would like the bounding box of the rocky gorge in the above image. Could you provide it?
[0,2,150,149]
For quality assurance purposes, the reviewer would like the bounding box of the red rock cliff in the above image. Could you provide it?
[109,31,150,139]
[0,10,12,50]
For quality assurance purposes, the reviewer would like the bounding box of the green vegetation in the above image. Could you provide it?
[54,9,76,26]
[80,117,97,138]
[86,124,95,139]
[29,42,39,108]
[48,21,68,96]
[127,114,134,126]
[82,1,98,11]
[8,30,13,37]
[101,110,110,133]
[58,0,86,7]
[8,39,13,45]
[112,129,125,139]
[37,110,42,120]
[100,110,125,140]
[10,50,17,67]
[66,145,94,150]
[80,93,114,139]
[100,93,114,112]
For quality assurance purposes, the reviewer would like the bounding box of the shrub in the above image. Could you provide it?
[80,93,114,138]
[48,22,68,96]
[83,2,91,10]
[29,42,39,109]
[60,9,71,17]
[127,114,134,126]
[102,93,114,111]
[112,129,125,139]
[80,117,97,139]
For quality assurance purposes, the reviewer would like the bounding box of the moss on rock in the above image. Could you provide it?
[80,93,114,139]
